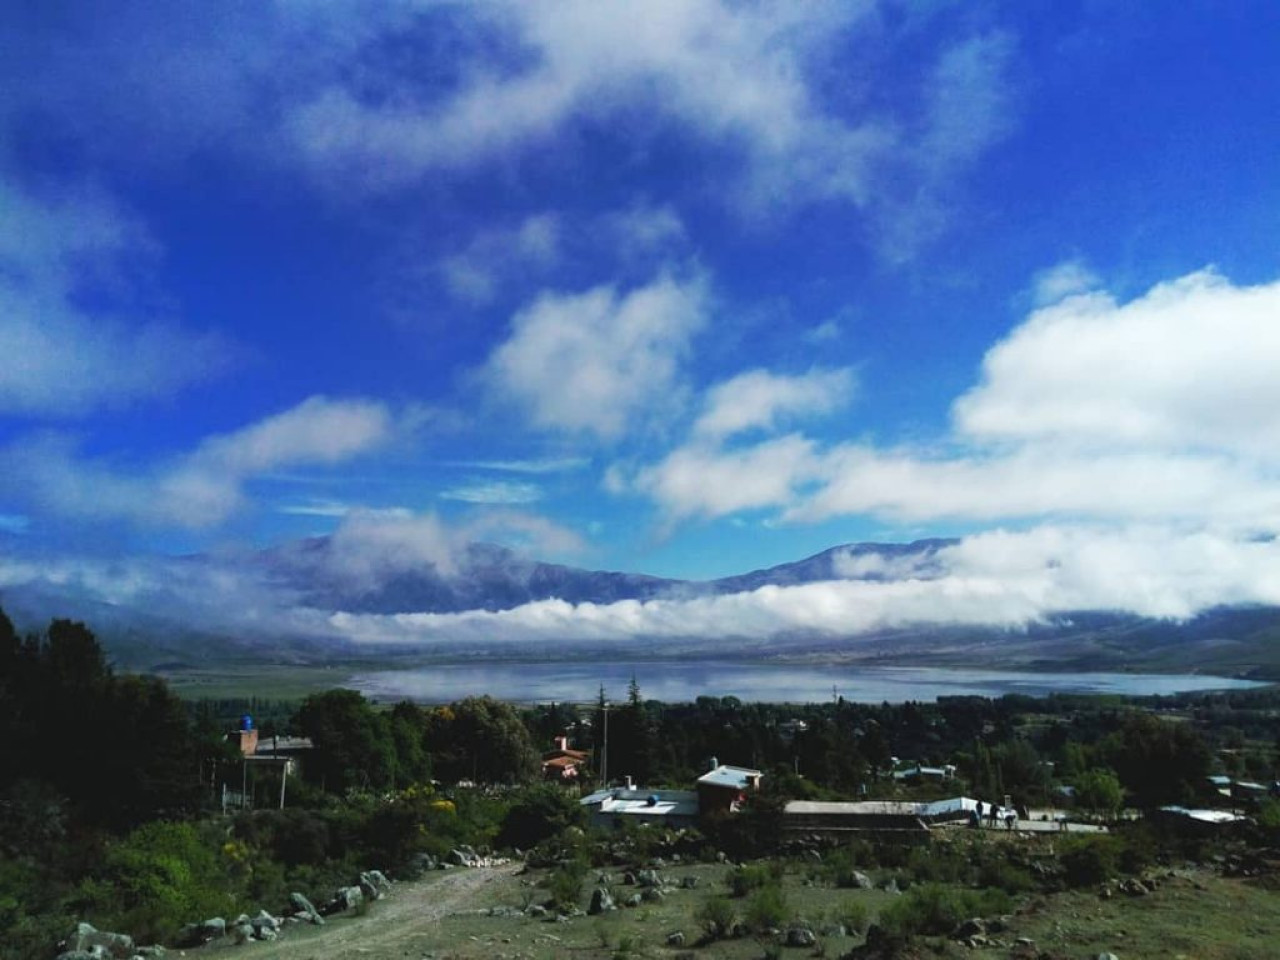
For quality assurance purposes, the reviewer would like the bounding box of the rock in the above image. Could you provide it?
[200,918,226,941]
[231,922,255,945]
[880,876,899,894]
[849,870,874,890]
[820,923,848,937]
[449,848,475,867]
[641,887,665,902]
[588,887,616,915]
[624,893,643,908]
[1096,954,1120,960]
[290,892,322,923]
[680,875,698,889]
[328,885,364,913]
[62,924,136,959]
[666,931,686,946]
[803,848,823,863]
[55,952,107,960]
[715,850,728,863]
[255,927,279,942]
[252,910,280,935]
[636,868,662,887]
[952,918,986,940]
[786,927,817,947]
[526,904,549,917]
[364,869,392,892]
[135,948,166,959]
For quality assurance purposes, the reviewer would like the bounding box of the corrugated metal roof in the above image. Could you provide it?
[582,788,699,818]
[697,765,762,790]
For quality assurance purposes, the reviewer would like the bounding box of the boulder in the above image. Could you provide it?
[448,848,475,867]
[951,918,986,940]
[289,892,322,923]
[526,904,549,917]
[231,922,255,945]
[848,870,873,890]
[251,910,280,935]
[200,918,226,941]
[680,875,699,889]
[329,886,364,913]
[624,893,643,908]
[666,931,686,946]
[641,887,665,902]
[588,887,616,915]
[62,924,136,959]
[786,927,817,947]
[636,869,662,888]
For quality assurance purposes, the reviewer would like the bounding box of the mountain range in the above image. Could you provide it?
[3,535,1279,678]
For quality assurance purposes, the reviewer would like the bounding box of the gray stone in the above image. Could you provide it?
[252,910,280,934]
[231,922,255,945]
[64,924,136,959]
[330,885,364,912]
[680,875,698,889]
[786,927,817,947]
[952,918,986,940]
[849,870,873,889]
[666,931,686,946]
[525,904,549,917]
[199,918,226,941]
[289,892,321,920]
[588,887,616,915]
[1097,954,1120,960]
[449,848,475,867]
[636,868,662,887]
[624,893,643,908]
[641,887,665,902]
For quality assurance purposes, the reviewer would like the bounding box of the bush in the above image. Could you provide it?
[695,895,736,941]
[726,862,779,898]
[744,884,789,932]
[1059,835,1121,887]
[545,858,587,912]
[878,884,1012,939]
[77,821,243,944]
[497,784,585,850]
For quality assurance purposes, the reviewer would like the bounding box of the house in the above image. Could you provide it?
[783,796,980,835]
[580,786,700,830]
[696,761,763,814]
[541,735,590,782]
[892,764,957,782]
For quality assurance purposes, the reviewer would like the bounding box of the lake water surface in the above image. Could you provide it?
[348,660,1267,704]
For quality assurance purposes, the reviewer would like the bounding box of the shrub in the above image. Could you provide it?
[877,884,1011,939]
[695,895,737,941]
[546,858,587,912]
[744,884,789,932]
[726,862,778,898]
[1059,835,1121,887]
[496,784,585,850]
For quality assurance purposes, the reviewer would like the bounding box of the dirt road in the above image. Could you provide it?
[235,864,523,960]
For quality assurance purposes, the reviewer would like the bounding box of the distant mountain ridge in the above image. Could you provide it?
[4,534,1280,678]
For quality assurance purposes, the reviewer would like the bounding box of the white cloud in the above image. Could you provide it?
[0,178,234,416]
[954,269,1280,459]
[628,269,1280,532]
[484,271,708,439]
[447,457,590,474]
[0,396,394,528]
[1030,259,1100,306]
[693,367,854,440]
[283,2,914,210]
[634,434,820,520]
[440,480,543,505]
[327,523,1280,648]
[440,214,561,305]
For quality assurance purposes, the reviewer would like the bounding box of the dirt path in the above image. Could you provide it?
[240,864,523,960]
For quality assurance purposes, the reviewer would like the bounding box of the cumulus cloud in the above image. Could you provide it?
[630,268,1280,531]
[0,178,234,416]
[954,269,1280,459]
[484,272,708,439]
[0,396,394,528]
[693,367,854,440]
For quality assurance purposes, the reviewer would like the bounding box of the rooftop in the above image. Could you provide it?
[697,764,763,790]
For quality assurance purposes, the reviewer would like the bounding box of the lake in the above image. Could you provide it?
[347,660,1268,704]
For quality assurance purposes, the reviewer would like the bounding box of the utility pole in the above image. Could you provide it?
[601,701,609,787]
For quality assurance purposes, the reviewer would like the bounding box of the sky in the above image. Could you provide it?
[3,1,1280,648]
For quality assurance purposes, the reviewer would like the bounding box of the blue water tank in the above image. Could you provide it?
[240,714,254,731]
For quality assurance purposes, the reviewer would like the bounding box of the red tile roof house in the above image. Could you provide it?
[541,736,591,782]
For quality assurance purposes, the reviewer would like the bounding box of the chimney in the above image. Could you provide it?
[708,756,719,771]
[625,775,634,790]
[554,735,568,752]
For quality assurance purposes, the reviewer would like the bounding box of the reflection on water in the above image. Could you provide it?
[347,660,1266,704]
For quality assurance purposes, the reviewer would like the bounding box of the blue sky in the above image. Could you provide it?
[4,2,1280,647]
